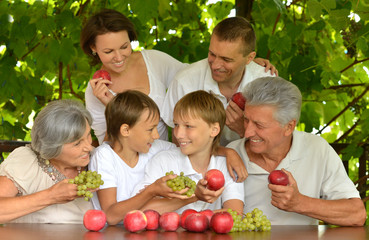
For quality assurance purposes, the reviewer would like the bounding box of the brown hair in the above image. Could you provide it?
[173,90,225,154]
[80,9,137,66]
[212,16,256,56]
[105,90,160,144]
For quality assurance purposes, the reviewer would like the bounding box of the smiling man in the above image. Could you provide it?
[227,76,367,226]
[162,17,276,146]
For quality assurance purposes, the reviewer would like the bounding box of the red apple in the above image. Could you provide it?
[144,209,160,230]
[159,212,180,231]
[93,69,111,80]
[205,169,225,191]
[231,92,246,110]
[83,209,106,232]
[123,210,147,233]
[268,170,289,186]
[210,212,233,234]
[180,209,197,229]
[199,209,214,223]
[185,213,209,233]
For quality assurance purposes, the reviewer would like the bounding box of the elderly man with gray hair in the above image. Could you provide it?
[227,76,366,226]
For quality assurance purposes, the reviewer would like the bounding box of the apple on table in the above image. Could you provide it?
[123,210,147,233]
[159,212,180,231]
[83,209,107,232]
[185,213,209,233]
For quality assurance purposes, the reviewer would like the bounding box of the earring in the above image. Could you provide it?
[92,51,96,56]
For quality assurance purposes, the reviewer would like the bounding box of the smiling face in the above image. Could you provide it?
[125,109,160,154]
[52,121,93,169]
[173,114,219,158]
[91,30,132,74]
[243,104,294,157]
[208,34,255,86]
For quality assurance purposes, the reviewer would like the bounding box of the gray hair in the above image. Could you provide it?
[242,77,302,125]
[31,99,92,159]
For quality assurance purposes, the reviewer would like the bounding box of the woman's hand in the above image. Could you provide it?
[48,179,79,204]
[90,78,114,106]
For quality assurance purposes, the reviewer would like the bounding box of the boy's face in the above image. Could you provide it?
[173,114,219,157]
[126,109,160,154]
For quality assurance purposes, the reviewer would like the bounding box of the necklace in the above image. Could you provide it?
[29,145,81,183]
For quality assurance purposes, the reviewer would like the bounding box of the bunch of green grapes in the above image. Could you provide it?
[165,171,196,197]
[68,170,104,201]
[228,208,271,232]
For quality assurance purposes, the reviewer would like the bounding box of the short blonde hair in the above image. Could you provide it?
[173,90,225,154]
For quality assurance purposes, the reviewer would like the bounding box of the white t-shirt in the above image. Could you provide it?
[227,131,361,225]
[85,49,187,144]
[161,59,274,146]
[133,148,244,214]
[89,140,176,210]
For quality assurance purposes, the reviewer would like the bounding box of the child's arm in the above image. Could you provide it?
[98,175,182,225]
[140,196,197,214]
[216,146,248,182]
[219,199,244,215]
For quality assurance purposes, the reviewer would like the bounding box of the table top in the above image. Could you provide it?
[0,224,368,240]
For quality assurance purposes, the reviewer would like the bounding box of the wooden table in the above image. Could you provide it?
[0,224,368,240]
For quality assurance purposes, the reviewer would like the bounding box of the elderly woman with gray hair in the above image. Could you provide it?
[0,99,94,223]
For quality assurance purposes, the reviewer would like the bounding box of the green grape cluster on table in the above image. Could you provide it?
[68,170,104,201]
[228,208,271,232]
[165,171,196,197]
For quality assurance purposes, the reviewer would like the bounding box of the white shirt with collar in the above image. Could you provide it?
[161,58,274,146]
[226,130,360,225]
[132,147,244,214]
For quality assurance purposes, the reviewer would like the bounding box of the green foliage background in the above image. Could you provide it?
[1,0,369,191]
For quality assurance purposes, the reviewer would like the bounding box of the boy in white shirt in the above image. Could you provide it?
[134,90,244,214]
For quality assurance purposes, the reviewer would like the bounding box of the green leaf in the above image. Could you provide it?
[328,9,350,31]
[307,0,323,20]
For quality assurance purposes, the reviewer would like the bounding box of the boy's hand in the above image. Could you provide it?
[195,179,224,203]
[150,175,193,200]
[218,147,248,182]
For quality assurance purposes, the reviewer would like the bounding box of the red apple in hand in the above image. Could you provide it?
[180,209,197,229]
[93,70,111,86]
[159,212,180,231]
[123,210,147,232]
[93,70,111,80]
[185,213,209,232]
[144,209,160,230]
[199,209,214,223]
[231,92,246,110]
[210,212,233,234]
[83,209,106,232]
[205,169,225,191]
[268,170,289,186]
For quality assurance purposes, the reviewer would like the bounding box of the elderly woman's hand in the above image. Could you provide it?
[48,179,80,204]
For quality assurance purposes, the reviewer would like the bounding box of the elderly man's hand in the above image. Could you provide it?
[268,169,302,212]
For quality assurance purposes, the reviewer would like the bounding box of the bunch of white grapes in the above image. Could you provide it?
[228,208,271,232]
[68,170,104,201]
[165,171,196,197]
